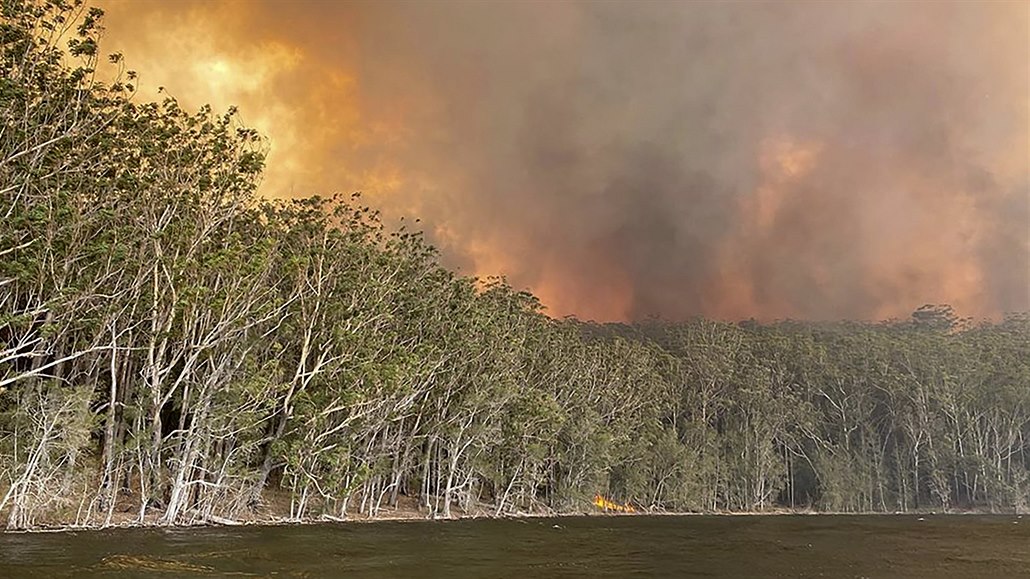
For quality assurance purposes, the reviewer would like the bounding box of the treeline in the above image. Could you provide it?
[2,1,1029,530]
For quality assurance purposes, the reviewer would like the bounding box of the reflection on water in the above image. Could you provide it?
[1,515,1028,578]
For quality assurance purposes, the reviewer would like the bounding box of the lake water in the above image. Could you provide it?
[2,515,1029,578]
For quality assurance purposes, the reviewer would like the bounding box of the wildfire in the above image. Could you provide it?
[593,494,635,513]
[92,1,1029,323]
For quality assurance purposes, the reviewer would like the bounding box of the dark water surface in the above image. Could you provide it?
[2,515,1029,578]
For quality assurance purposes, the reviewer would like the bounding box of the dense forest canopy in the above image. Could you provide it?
[1,1,1029,530]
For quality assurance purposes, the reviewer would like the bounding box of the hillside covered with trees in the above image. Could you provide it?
[2,1,1029,530]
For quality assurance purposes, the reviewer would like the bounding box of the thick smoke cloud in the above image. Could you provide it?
[96,0,1028,321]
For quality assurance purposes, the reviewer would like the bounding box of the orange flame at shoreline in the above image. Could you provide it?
[593,494,635,513]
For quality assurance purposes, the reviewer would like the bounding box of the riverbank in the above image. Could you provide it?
[0,490,554,534]
[7,496,1019,534]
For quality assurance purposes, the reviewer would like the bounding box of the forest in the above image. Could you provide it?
[2,1,1029,530]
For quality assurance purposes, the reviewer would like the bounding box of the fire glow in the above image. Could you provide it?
[593,495,635,513]
[93,1,1029,322]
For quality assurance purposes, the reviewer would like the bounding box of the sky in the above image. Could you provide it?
[94,0,1029,322]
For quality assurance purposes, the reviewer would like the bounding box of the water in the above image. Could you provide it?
[2,515,1029,578]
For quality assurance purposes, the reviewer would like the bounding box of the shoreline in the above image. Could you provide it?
[7,507,1021,535]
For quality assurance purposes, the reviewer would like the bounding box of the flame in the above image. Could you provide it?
[593,494,635,513]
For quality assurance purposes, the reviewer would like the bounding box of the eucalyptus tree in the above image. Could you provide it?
[0,0,139,528]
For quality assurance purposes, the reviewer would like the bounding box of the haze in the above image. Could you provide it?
[95,0,1029,321]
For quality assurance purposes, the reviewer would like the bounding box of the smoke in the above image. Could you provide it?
[95,0,1028,321]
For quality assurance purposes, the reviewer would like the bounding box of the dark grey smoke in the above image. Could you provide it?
[100,0,1029,321]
